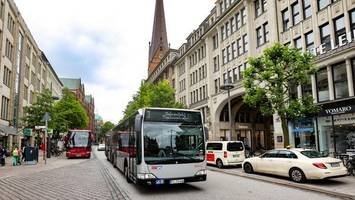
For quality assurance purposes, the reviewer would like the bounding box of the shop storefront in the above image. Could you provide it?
[290,118,316,149]
[0,125,20,150]
[317,98,355,156]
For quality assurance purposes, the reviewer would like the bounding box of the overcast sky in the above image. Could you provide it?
[14,0,214,123]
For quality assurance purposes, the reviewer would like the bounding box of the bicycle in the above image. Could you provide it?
[345,155,355,176]
[50,146,63,157]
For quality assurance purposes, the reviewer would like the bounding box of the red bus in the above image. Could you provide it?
[65,130,93,158]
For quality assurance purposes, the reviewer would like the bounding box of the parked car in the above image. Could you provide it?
[206,141,245,168]
[242,148,348,183]
[97,144,105,151]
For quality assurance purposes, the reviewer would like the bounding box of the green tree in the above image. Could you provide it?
[243,43,319,147]
[122,80,184,120]
[52,88,89,133]
[97,121,115,142]
[23,89,54,128]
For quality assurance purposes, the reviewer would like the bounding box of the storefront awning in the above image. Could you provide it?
[0,125,17,136]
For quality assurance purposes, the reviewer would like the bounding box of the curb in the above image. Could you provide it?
[208,167,355,200]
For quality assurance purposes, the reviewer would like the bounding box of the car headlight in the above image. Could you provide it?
[137,173,157,180]
[195,170,207,176]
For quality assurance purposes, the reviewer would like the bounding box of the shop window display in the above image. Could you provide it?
[292,118,316,149]
[318,113,355,155]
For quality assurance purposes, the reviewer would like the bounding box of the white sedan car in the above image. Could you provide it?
[243,149,347,183]
[97,144,105,151]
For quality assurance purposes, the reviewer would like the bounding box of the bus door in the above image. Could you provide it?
[128,132,136,177]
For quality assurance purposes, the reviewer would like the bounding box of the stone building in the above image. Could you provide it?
[0,0,63,150]
[147,0,355,155]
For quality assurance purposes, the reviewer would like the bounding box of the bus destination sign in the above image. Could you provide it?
[144,110,201,123]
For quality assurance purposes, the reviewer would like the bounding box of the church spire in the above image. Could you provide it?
[148,0,169,76]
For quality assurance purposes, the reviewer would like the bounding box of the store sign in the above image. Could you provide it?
[308,31,355,56]
[320,105,355,116]
[293,127,314,132]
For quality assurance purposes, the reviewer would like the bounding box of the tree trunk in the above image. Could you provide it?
[280,116,290,148]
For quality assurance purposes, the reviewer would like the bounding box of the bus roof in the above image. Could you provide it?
[143,107,201,113]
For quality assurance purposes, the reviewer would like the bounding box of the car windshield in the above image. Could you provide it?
[300,150,327,158]
[143,122,205,164]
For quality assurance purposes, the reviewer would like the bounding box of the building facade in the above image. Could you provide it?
[0,0,63,150]
[84,95,95,136]
[277,0,355,156]
[94,114,103,143]
[147,0,355,155]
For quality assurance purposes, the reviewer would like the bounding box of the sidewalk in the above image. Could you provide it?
[208,166,355,199]
[0,151,88,178]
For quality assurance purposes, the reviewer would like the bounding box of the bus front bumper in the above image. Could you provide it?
[137,174,207,186]
[66,151,91,158]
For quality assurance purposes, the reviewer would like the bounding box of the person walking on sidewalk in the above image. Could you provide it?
[12,147,19,166]
[21,145,27,163]
[18,147,23,165]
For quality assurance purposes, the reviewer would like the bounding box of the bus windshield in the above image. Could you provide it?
[143,122,205,164]
[68,131,90,148]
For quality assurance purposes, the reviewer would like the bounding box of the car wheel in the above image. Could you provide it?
[243,163,254,174]
[289,168,306,183]
[216,159,223,169]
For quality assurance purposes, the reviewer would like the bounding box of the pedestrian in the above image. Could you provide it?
[12,147,19,166]
[0,145,5,166]
[18,147,22,165]
[22,145,27,163]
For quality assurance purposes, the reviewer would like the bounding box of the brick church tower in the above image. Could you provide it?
[148,0,169,76]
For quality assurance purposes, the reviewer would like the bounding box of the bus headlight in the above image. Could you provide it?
[137,173,157,180]
[195,170,207,176]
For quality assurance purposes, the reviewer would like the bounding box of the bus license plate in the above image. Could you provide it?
[170,179,184,184]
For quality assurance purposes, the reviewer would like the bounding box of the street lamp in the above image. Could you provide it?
[220,79,235,141]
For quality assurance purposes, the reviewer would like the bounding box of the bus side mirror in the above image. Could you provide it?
[135,114,142,132]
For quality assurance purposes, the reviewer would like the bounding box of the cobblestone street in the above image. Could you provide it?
[0,154,126,200]
[0,149,349,200]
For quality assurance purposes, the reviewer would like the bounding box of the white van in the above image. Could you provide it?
[206,141,245,168]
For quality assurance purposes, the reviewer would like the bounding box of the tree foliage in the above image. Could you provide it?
[52,88,89,132]
[23,88,89,136]
[122,80,185,121]
[243,43,319,147]
[97,121,115,142]
[23,89,55,128]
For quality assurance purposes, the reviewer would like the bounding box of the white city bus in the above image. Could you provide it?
[107,108,207,185]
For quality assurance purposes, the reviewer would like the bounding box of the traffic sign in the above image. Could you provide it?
[35,126,46,130]
[42,112,51,122]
